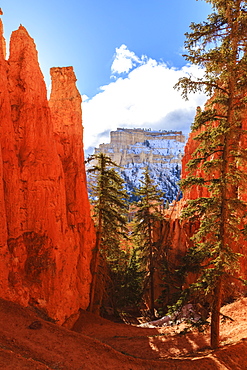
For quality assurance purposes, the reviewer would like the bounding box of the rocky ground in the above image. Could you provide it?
[0,297,247,369]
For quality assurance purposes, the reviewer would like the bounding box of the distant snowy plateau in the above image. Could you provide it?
[90,128,186,202]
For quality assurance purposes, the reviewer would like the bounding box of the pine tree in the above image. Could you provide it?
[133,167,164,318]
[86,153,129,312]
[175,0,247,349]
[107,247,145,313]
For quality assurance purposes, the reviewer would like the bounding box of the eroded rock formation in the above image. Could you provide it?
[159,113,247,306]
[96,128,185,167]
[91,128,185,202]
[0,18,95,324]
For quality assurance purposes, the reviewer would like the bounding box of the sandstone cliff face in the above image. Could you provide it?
[162,109,247,302]
[181,130,210,200]
[97,128,185,167]
[0,19,95,324]
[91,127,185,202]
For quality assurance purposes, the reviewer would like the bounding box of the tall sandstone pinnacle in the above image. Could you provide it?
[0,19,95,324]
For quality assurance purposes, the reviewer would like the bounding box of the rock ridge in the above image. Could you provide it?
[92,127,185,202]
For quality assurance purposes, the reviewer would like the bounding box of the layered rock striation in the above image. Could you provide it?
[96,128,185,167]
[93,128,185,202]
[0,18,95,324]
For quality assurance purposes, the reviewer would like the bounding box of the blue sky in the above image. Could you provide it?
[1,0,212,153]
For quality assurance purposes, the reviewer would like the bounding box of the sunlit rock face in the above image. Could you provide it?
[0,19,95,324]
[160,109,247,304]
[93,128,186,202]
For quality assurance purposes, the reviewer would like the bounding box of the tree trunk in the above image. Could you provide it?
[210,276,223,349]
[88,155,105,313]
[149,222,155,318]
[88,205,103,313]
[88,230,101,313]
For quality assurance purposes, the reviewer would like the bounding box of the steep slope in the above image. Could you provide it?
[0,296,247,369]
[0,18,95,324]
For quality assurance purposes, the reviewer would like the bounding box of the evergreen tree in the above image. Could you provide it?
[175,0,247,348]
[133,167,164,318]
[107,247,145,313]
[86,153,129,312]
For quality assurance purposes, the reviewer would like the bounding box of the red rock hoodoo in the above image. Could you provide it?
[0,18,95,324]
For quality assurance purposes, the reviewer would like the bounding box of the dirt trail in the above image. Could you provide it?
[0,297,247,369]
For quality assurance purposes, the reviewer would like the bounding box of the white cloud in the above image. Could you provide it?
[83,45,207,154]
[82,94,89,102]
[111,44,143,75]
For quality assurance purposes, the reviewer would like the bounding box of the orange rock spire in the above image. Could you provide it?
[0,21,95,324]
[0,11,6,59]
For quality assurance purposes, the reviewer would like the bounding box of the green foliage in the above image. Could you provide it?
[86,153,130,311]
[86,154,147,314]
[133,167,164,260]
[133,167,164,231]
[132,167,165,316]
[107,248,145,311]
[157,254,185,316]
[86,153,129,252]
[174,0,247,348]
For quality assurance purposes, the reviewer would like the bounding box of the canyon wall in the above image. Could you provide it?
[159,114,247,307]
[96,128,185,167]
[0,18,95,324]
[91,127,185,202]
